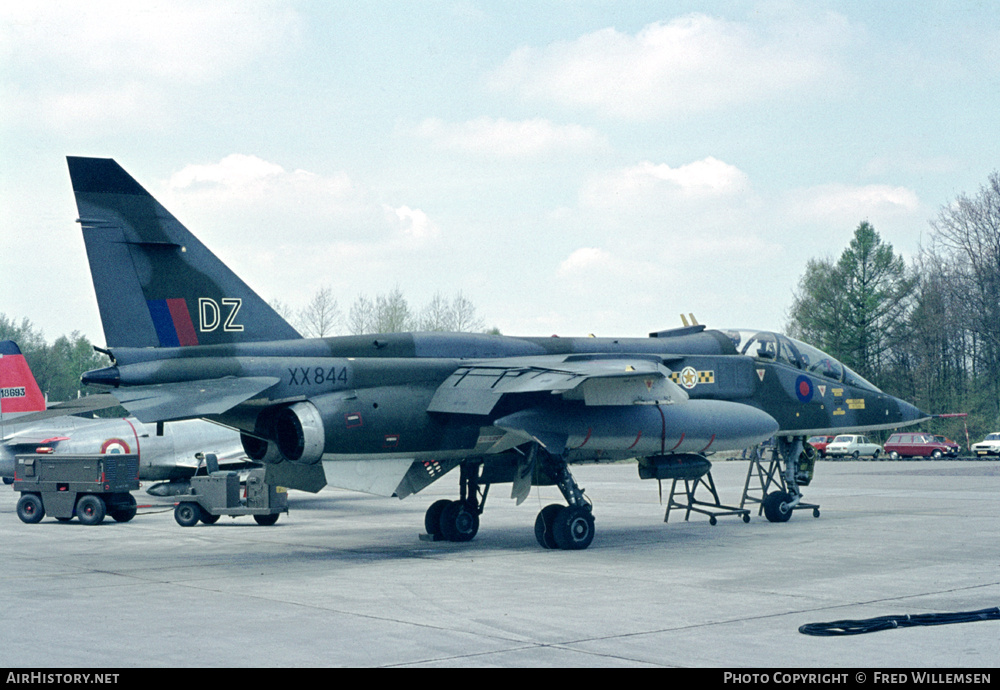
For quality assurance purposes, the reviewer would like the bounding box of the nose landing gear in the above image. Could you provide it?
[742,437,821,522]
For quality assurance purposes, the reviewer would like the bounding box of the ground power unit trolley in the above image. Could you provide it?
[173,454,288,527]
[13,453,140,525]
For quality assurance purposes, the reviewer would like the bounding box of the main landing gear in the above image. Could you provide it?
[532,450,595,550]
[423,462,487,543]
[421,446,597,550]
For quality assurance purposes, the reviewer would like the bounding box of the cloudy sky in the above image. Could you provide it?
[2,1,998,344]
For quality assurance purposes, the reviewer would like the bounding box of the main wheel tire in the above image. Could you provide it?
[16,494,44,524]
[253,513,279,526]
[552,505,595,550]
[200,513,220,525]
[424,499,452,537]
[174,502,202,527]
[534,504,564,549]
[439,500,479,542]
[76,495,106,525]
[762,491,793,523]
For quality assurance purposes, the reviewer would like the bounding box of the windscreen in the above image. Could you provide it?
[721,329,881,392]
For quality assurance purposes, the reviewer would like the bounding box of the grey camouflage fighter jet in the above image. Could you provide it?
[67,157,928,549]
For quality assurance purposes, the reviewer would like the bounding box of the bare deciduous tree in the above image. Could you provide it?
[297,286,342,337]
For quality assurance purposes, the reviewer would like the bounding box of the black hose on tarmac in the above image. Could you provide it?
[799,606,1000,636]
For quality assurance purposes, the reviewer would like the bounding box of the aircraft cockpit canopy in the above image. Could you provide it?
[721,329,881,393]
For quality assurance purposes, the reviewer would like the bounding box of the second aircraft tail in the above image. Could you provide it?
[66,156,301,348]
[0,341,46,421]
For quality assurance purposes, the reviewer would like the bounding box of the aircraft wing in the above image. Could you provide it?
[109,376,281,423]
[4,393,124,426]
[428,355,688,416]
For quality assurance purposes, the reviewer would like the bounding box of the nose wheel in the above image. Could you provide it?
[742,437,821,522]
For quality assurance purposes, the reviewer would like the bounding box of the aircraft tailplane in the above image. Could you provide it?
[66,156,301,348]
[0,341,47,421]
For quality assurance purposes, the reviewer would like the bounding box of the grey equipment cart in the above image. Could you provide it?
[173,455,287,527]
[13,453,140,525]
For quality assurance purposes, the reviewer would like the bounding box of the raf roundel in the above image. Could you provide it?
[795,375,814,403]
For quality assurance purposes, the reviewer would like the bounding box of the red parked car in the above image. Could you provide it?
[883,433,959,459]
[807,435,837,457]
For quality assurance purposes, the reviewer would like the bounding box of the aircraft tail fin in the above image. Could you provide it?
[66,156,301,348]
[0,341,47,421]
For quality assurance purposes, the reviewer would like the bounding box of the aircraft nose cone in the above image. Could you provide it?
[897,398,930,426]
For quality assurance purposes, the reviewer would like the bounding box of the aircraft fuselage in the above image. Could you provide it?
[84,329,924,470]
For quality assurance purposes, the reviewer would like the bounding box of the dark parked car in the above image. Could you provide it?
[883,433,958,459]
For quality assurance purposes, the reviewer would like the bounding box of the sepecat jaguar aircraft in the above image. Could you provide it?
[67,156,927,549]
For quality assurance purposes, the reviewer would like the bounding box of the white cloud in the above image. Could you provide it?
[167,155,360,215]
[2,1,299,82]
[557,247,616,277]
[1,1,301,131]
[391,205,439,240]
[171,155,287,191]
[160,155,439,254]
[490,13,849,118]
[581,157,750,208]
[786,184,921,223]
[413,117,605,158]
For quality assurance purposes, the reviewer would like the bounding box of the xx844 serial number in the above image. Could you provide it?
[288,366,348,386]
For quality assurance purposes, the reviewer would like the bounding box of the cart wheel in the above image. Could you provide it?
[813,508,821,518]
[174,502,202,527]
[742,513,751,523]
[253,513,279,526]
[709,516,718,526]
[76,495,106,525]
[16,494,45,524]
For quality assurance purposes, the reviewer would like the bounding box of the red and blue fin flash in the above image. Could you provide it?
[147,299,199,347]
